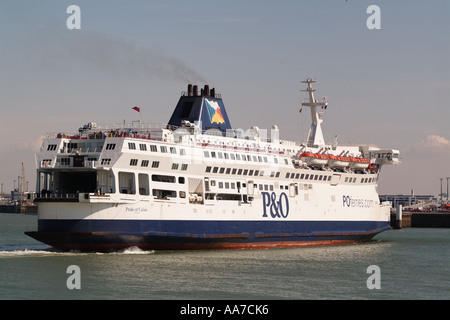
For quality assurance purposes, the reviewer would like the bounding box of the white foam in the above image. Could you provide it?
[114,246,154,255]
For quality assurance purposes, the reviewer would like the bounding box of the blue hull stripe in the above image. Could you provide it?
[37,219,388,236]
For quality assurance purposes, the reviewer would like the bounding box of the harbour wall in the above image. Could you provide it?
[390,212,450,229]
[0,204,38,214]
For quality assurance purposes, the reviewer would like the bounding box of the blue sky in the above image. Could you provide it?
[1,0,449,195]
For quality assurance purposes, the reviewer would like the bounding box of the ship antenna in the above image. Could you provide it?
[301,78,328,147]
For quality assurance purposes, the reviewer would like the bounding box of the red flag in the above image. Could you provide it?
[132,106,140,112]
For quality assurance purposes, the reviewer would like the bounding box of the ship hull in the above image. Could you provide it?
[26,219,389,252]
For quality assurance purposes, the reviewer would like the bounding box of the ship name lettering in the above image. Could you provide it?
[262,192,289,218]
[125,207,148,213]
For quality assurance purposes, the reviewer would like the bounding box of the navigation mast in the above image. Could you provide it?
[301,79,328,148]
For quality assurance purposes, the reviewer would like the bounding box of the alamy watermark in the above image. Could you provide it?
[66,4,381,31]
[366,265,381,289]
[66,265,81,289]
[66,5,81,30]
[367,5,381,30]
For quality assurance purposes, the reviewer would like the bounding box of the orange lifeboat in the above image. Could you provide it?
[299,152,329,167]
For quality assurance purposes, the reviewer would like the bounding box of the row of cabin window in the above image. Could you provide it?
[128,159,188,171]
[126,141,289,165]
[211,180,275,192]
[127,142,186,155]
[345,176,378,184]
[205,166,267,177]
[205,166,333,182]
[204,150,289,165]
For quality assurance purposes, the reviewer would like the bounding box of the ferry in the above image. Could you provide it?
[26,79,399,251]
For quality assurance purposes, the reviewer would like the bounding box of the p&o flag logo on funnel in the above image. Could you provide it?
[205,99,225,124]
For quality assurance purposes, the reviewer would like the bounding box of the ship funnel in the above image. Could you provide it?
[168,84,232,134]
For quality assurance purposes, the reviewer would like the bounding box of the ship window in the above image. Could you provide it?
[171,163,179,170]
[152,189,176,198]
[138,174,149,195]
[105,144,116,150]
[290,173,295,179]
[254,170,259,176]
[128,143,136,150]
[214,193,241,201]
[247,155,252,161]
[253,156,257,162]
[226,168,231,174]
[263,157,268,163]
[231,182,235,189]
[101,159,111,165]
[225,182,229,189]
[211,151,216,158]
[231,168,237,175]
[119,172,135,194]
[219,167,225,174]
[270,172,275,178]
[275,172,280,178]
[60,158,70,166]
[206,166,211,173]
[237,169,242,175]
[235,154,241,160]
[270,185,274,191]
[152,161,159,168]
[218,152,223,159]
[219,182,223,188]
[204,151,209,158]
[285,172,290,179]
[150,145,157,152]
[180,148,186,156]
[181,164,188,171]
[249,170,254,176]
[300,174,305,179]
[243,169,248,175]
[130,159,138,166]
[284,159,289,165]
[273,157,278,164]
[170,147,177,154]
[152,174,175,183]
[213,167,218,173]
[160,146,167,153]
[224,153,229,159]
[47,144,57,151]
[178,177,185,184]
[230,153,235,160]
[139,144,147,151]
[141,160,149,167]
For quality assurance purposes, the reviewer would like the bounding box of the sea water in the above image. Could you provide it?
[0,212,449,300]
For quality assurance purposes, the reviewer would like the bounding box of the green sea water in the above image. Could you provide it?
[0,212,449,300]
